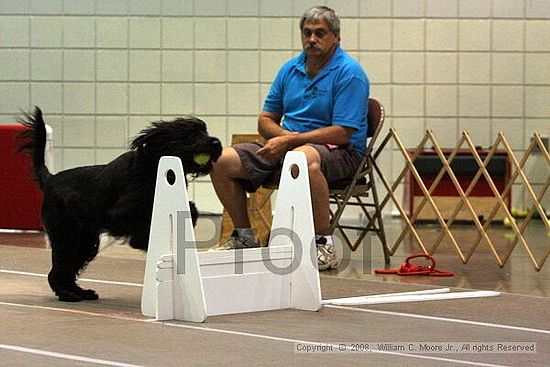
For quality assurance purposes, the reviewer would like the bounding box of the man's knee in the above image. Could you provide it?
[293,145,321,172]
[212,147,241,174]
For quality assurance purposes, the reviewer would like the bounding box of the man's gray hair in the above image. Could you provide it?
[299,6,340,35]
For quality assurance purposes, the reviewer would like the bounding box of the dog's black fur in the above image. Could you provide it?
[18,107,222,302]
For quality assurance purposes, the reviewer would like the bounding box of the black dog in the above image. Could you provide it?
[18,107,222,302]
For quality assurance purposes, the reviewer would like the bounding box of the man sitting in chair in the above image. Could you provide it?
[211,6,370,271]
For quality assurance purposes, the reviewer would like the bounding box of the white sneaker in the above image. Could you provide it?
[316,237,339,271]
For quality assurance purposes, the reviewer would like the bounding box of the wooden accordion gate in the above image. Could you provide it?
[373,129,549,271]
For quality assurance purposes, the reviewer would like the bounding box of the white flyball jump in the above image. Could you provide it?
[141,152,322,322]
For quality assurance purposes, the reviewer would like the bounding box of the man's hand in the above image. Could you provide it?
[256,134,298,161]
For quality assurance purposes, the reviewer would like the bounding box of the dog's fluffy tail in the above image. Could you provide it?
[17,106,51,188]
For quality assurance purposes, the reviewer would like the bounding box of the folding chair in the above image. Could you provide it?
[328,98,391,263]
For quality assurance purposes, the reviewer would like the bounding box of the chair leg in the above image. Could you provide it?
[329,173,391,264]
[369,171,391,265]
[378,215,391,265]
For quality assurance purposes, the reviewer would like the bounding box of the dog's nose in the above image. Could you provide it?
[211,138,222,151]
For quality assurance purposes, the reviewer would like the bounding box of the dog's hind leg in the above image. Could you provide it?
[70,228,101,300]
[46,225,100,302]
[46,224,79,301]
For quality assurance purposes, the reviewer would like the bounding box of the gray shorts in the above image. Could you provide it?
[233,142,363,193]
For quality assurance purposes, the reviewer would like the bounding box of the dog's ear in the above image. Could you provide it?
[130,122,159,152]
[130,119,196,160]
[130,117,220,172]
[131,117,208,153]
[177,116,207,132]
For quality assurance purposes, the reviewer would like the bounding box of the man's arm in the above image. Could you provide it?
[257,111,290,139]
[288,125,353,146]
[256,124,354,161]
[258,109,354,146]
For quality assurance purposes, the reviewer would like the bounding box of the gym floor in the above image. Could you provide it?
[0,217,548,366]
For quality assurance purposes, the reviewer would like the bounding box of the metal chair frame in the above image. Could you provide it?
[328,98,391,263]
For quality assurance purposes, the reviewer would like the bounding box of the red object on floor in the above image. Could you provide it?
[0,125,43,230]
[375,254,454,276]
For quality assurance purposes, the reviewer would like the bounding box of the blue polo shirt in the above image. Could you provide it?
[263,46,370,155]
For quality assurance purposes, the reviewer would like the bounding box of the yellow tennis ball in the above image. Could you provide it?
[511,208,528,218]
[503,217,515,228]
[193,153,210,166]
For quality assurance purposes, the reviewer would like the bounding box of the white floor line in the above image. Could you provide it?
[0,301,146,322]
[0,269,47,278]
[325,305,550,335]
[160,321,512,367]
[0,343,144,367]
[0,269,142,287]
[0,301,511,367]
[1,269,548,335]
